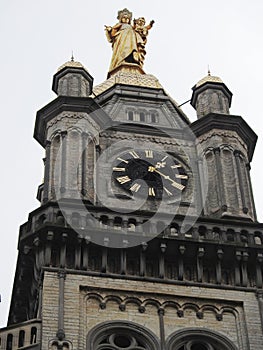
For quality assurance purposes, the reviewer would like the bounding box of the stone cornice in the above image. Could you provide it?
[190,113,257,161]
[34,96,111,147]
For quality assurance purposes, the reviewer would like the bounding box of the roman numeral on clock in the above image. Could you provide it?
[117,176,131,184]
[130,183,141,192]
[164,187,173,196]
[171,164,182,169]
[113,167,126,172]
[117,157,128,164]
[145,150,153,158]
[175,174,188,179]
[129,150,140,158]
[148,187,155,196]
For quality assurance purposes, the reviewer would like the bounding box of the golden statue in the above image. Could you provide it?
[105,8,154,75]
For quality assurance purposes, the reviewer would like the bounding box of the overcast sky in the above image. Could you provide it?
[0,0,263,327]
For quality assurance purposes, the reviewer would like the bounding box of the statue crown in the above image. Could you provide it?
[117,8,132,21]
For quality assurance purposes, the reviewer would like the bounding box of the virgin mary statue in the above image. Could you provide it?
[105,8,154,75]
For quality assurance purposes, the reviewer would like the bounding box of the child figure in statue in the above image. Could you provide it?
[133,17,155,45]
[105,8,154,75]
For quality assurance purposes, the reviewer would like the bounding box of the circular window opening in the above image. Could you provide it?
[114,335,131,348]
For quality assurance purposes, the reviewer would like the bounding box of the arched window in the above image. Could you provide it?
[139,112,145,121]
[226,229,235,242]
[114,217,122,230]
[87,321,159,350]
[6,334,13,350]
[150,112,157,123]
[166,328,237,350]
[128,111,134,121]
[99,215,108,229]
[18,330,25,348]
[30,327,37,344]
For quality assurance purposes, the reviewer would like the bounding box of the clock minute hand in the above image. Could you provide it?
[153,168,185,191]
[154,168,169,179]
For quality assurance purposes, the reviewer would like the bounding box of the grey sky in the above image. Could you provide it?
[0,0,262,327]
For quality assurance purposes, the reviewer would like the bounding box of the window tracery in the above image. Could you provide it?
[97,333,147,349]
[166,328,237,350]
[87,321,159,350]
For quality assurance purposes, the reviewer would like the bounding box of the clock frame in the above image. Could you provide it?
[112,149,188,199]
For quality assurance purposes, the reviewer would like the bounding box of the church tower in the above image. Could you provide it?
[1,8,263,350]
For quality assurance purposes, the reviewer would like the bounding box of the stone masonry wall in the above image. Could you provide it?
[41,271,263,350]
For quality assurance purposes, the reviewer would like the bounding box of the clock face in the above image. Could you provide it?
[112,149,188,199]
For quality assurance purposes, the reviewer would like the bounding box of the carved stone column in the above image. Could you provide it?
[178,245,185,280]
[158,308,165,350]
[197,247,205,282]
[235,251,242,286]
[241,251,249,287]
[140,242,147,276]
[121,249,127,274]
[75,237,82,270]
[60,131,68,194]
[196,157,205,212]
[234,150,248,214]
[159,243,166,279]
[81,132,88,196]
[213,147,226,210]
[100,248,107,273]
[43,140,51,203]
[56,270,66,341]
[60,233,67,268]
[216,248,223,284]
[82,238,90,270]
[44,231,54,266]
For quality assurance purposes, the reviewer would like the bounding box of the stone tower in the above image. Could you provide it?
[1,10,263,350]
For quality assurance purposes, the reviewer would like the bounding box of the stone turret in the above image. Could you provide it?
[191,72,257,221]
[191,72,232,118]
[34,59,110,204]
[52,58,94,97]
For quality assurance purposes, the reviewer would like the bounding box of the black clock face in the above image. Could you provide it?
[112,149,188,199]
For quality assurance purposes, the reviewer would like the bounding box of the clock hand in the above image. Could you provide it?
[154,168,170,180]
[149,167,185,190]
